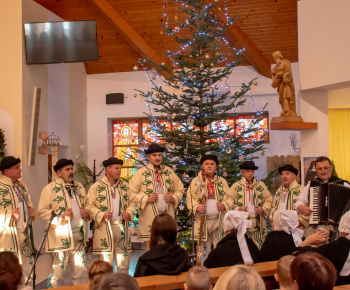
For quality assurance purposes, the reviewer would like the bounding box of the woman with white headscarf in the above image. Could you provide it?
[294,211,350,286]
[259,210,328,262]
[203,210,260,269]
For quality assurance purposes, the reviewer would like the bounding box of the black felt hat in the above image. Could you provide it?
[278,164,298,176]
[144,143,165,154]
[200,154,219,165]
[103,157,124,167]
[0,156,21,171]
[239,161,259,170]
[53,159,74,172]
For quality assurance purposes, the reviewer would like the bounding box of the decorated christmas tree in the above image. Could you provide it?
[134,0,268,250]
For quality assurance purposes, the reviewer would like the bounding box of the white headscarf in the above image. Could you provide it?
[223,210,253,265]
[273,210,303,246]
[339,211,350,239]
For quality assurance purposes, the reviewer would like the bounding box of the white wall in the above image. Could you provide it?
[328,88,350,109]
[87,64,301,180]
[298,0,350,91]
[22,0,87,246]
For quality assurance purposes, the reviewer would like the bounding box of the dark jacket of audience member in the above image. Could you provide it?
[294,237,350,286]
[134,213,191,277]
[259,231,298,262]
[134,242,191,277]
[204,232,260,269]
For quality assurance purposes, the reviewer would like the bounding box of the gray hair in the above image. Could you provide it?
[98,273,140,290]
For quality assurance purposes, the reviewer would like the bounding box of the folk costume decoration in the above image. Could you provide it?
[86,157,136,273]
[231,161,272,249]
[186,154,234,256]
[270,164,308,228]
[129,144,184,250]
[0,156,35,281]
[38,159,91,287]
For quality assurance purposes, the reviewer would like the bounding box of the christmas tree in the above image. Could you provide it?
[134,0,268,250]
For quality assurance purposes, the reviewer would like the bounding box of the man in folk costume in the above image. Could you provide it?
[231,160,272,248]
[186,154,234,255]
[270,164,309,229]
[0,156,35,281]
[129,143,184,251]
[38,159,91,287]
[86,157,136,273]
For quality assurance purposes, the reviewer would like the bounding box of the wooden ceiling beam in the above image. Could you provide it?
[213,9,272,79]
[86,0,172,78]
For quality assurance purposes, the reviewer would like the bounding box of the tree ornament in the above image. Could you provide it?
[184,148,188,155]
[196,54,199,57]
[170,142,175,149]
[133,65,138,71]
[174,15,178,21]
[261,151,265,156]
[186,20,190,25]
[199,63,204,70]
[160,30,163,35]
[223,171,228,177]
[215,85,219,90]
[187,116,194,126]
[172,113,177,119]
[239,155,245,162]
[146,127,151,133]
[206,86,211,91]
[133,94,137,98]
[150,91,154,95]
[179,204,185,210]
[197,155,202,162]
[160,114,164,118]
[152,77,156,80]
[254,81,258,86]
[218,7,221,11]
[225,148,232,154]
[156,93,160,97]
[172,164,177,170]
[174,26,179,32]
[216,51,220,56]
[205,54,210,59]
[193,94,201,102]
[210,63,214,67]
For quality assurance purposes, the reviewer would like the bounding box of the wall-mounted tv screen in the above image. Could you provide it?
[24,20,99,65]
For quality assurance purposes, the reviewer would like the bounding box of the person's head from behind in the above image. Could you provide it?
[214,265,265,290]
[274,255,295,289]
[290,252,337,290]
[184,265,212,290]
[0,251,23,290]
[98,272,140,290]
[88,260,113,290]
[149,213,177,248]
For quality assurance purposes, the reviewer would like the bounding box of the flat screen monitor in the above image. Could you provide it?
[24,20,99,64]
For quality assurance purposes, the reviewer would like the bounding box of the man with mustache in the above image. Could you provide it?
[270,164,308,229]
[0,156,36,282]
[129,143,184,251]
[38,158,91,287]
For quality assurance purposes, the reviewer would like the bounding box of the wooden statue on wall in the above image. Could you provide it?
[271,51,304,124]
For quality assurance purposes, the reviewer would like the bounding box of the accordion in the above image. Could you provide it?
[309,183,350,225]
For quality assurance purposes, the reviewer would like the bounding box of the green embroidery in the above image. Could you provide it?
[237,202,243,207]
[52,186,61,193]
[145,189,153,196]
[0,188,9,197]
[142,180,152,187]
[0,199,12,208]
[97,185,106,193]
[100,205,108,212]
[236,186,242,192]
[101,238,109,248]
[162,169,170,176]
[165,179,173,186]
[53,196,64,203]
[58,207,66,214]
[61,238,70,248]
[122,195,129,202]
[142,172,152,178]
[96,194,107,203]
[256,185,264,192]
[120,184,129,191]
[19,184,26,192]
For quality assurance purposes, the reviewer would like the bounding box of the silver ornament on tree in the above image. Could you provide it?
[187,116,194,126]
[223,167,227,177]
[225,147,232,154]
[239,155,245,162]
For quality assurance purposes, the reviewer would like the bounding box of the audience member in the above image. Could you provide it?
[274,255,295,290]
[88,260,113,290]
[0,251,31,290]
[290,252,337,290]
[98,272,140,290]
[293,211,350,285]
[213,265,265,290]
[184,265,212,290]
[134,213,191,277]
[204,210,259,268]
[259,210,328,262]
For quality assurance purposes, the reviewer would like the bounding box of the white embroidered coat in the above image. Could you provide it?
[38,178,91,252]
[129,163,184,241]
[86,176,136,256]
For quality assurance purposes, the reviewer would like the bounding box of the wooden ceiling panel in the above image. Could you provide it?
[33,0,298,75]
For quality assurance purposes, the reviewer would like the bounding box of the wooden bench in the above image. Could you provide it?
[52,261,278,290]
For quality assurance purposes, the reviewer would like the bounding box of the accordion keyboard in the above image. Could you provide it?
[309,186,321,224]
